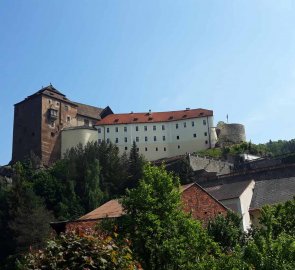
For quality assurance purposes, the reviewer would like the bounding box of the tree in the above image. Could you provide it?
[207,211,245,252]
[21,232,140,270]
[121,164,218,270]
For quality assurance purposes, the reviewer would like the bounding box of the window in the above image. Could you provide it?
[193,133,197,138]
[163,135,166,141]
[48,108,58,119]
[136,148,139,152]
[192,121,195,127]
[136,137,139,142]
[176,123,178,129]
[145,136,148,142]
[164,147,166,151]
[84,119,89,126]
[48,99,52,104]
[124,137,127,143]
[56,101,59,106]
[204,132,207,136]
[145,147,148,151]
[156,147,158,151]
[162,125,165,130]
[125,146,128,150]
[177,135,179,140]
[154,136,157,141]
[124,127,127,132]
[98,139,102,144]
[67,116,71,123]
[115,138,118,143]
[98,128,101,133]
[178,145,180,149]
[65,105,69,111]
[205,140,208,144]
[144,126,147,131]
[184,122,186,128]
[153,125,156,131]
[203,120,207,125]
[51,132,55,137]
[136,126,139,131]
[50,121,55,128]
[115,127,118,132]
[106,138,110,143]
[107,127,110,133]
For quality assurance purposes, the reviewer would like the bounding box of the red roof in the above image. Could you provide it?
[96,108,213,125]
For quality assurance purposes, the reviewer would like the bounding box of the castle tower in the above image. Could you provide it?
[12,85,105,166]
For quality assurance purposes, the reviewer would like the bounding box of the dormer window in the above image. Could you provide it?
[48,108,58,120]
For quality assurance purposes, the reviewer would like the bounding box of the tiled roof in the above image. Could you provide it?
[96,108,213,125]
[204,180,253,201]
[79,199,124,220]
[74,102,103,120]
[250,177,295,210]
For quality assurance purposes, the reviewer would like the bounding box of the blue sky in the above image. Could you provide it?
[1,0,295,165]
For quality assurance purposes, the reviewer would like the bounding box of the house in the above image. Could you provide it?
[12,85,112,165]
[63,183,227,232]
[94,109,217,161]
[204,180,255,231]
[249,177,295,226]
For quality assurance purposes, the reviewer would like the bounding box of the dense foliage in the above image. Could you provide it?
[197,139,295,159]
[21,232,140,270]
[0,141,146,267]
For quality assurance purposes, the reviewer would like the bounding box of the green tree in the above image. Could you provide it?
[21,232,140,270]
[121,164,218,270]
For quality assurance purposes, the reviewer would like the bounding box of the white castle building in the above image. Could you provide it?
[61,108,217,161]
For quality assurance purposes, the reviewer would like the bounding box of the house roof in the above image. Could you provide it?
[250,177,295,210]
[78,182,226,221]
[79,199,124,220]
[95,108,213,125]
[74,102,103,120]
[204,180,253,201]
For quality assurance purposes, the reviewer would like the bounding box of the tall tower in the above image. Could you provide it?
[12,85,105,166]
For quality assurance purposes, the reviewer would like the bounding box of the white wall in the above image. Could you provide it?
[96,116,214,161]
[61,128,98,157]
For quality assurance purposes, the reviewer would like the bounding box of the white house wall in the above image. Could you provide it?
[96,116,215,161]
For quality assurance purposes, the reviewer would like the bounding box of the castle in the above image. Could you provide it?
[12,85,245,166]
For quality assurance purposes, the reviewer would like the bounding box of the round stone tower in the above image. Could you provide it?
[216,122,246,146]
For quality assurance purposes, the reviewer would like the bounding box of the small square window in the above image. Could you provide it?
[56,101,59,106]
[203,120,207,125]
[136,126,139,131]
[204,132,207,136]
[116,127,118,132]
[163,135,166,141]
[106,138,110,143]
[164,147,166,151]
[124,127,127,132]
[98,139,102,144]
[153,125,156,131]
[107,127,110,133]
[177,135,179,140]
[176,123,178,129]
[205,140,208,144]
[98,128,101,133]
[145,147,148,151]
[115,138,118,143]
[124,137,127,143]
[145,136,148,142]
[192,121,195,127]
[136,137,139,142]
[184,122,186,128]
[144,126,147,131]
[125,146,128,150]
[67,116,71,123]
[154,136,157,141]
[65,105,69,111]
[48,99,52,104]
[193,133,197,138]
[178,145,180,149]
[156,147,158,151]
[162,125,165,130]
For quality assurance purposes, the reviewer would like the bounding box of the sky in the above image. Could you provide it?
[1,0,295,165]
